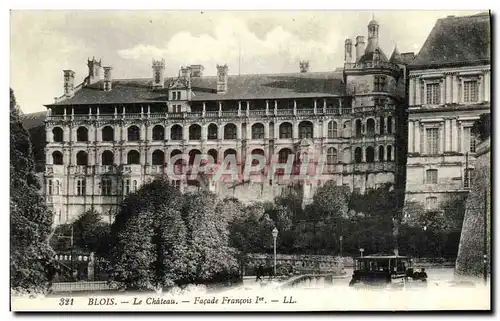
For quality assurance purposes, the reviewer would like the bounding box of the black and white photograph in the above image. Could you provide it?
[8,7,492,312]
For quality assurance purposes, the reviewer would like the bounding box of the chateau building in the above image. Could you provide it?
[43,18,412,225]
[404,13,491,215]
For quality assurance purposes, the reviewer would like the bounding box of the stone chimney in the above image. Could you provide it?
[87,57,102,85]
[216,64,228,94]
[299,60,310,73]
[190,65,204,77]
[344,39,353,64]
[180,66,191,78]
[63,70,75,97]
[355,36,366,62]
[103,67,112,91]
[152,59,166,89]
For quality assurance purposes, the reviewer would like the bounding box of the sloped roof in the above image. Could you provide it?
[47,71,345,107]
[359,48,389,64]
[411,12,491,68]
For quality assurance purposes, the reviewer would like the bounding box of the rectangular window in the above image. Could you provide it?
[463,127,477,153]
[48,180,53,195]
[279,125,292,139]
[177,91,182,100]
[426,128,439,155]
[464,168,474,188]
[426,169,438,184]
[101,179,112,196]
[55,180,60,195]
[76,179,86,196]
[374,76,387,92]
[463,80,478,103]
[426,197,438,210]
[426,83,440,105]
[124,179,130,194]
[172,92,177,100]
[175,105,182,113]
[133,180,138,192]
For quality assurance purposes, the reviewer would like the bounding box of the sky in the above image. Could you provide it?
[10,10,485,114]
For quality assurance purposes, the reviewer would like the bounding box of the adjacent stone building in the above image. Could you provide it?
[404,13,491,216]
[43,18,412,225]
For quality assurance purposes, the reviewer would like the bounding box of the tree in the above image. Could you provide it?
[180,191,238,283]
[72,209,111,256]
[10,88,55,293]
[110,178,183,290]
[312,181,350,219]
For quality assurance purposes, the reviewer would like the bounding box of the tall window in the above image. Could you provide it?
[426,197,438,210]
[354,147,362,163]
[53,127,64,142]
[328,121,337,138]
[127,126,140,141]
[170,125,183,140]
[48,180,53,195]
[327,148,337,164]
[124,179,130,194]
[387,145,393,161]
[152,125,165,141]
[279,122,292,139]
[426,169,438,184]
[426,83,440,105]
[374,76,387,92]
[207,124,218,140]
[387,116,393,134]
[464,168,474,188]
[55,180,60,195]
[172,92,177,100]
[379,116,385,135]
[426,128,439,154]
[463,127,477,153]
[101,178,112,196]
[366,119,375,137]
[76,127,88,142]
[343,121,351,138]
[463,80,478,103]
[252,123,265,139]
[378,146,384,162]
[299,121,313,139]
[189,124,202,140]
[76,179,86,196]
[152,150,165,165]
[127,150,140,164]
[365,147,375,163]
[133,180,138,192]
[52,151,63,165]
[102,126,114,141]
[224,123,237,139]
[101,150,114,165]
[76,151,88,166]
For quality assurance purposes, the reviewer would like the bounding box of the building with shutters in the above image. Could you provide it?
[43,18,413,225]
[404,12,491,215]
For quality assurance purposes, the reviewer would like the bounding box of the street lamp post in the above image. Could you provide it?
[272,227,278,277]
[359,248,364,258]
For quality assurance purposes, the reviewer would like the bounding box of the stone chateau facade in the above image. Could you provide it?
[43,18,413,225]
[403,13,491,216]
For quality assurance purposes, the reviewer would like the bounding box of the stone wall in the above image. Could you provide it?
[455,137,491,278]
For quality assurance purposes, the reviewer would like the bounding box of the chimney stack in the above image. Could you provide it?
[87,57,102,85]
[190,65,204,77]
[103,67,112,91]
[355,36,366,62]
[63,70,75,97]
[152,59,166,89]
[299,60,310,73]
[216,64,228,94]
[344,39,353,65]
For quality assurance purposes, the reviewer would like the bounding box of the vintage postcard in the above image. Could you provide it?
[9,9,491,312]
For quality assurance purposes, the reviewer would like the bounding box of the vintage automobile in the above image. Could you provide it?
[348,255,428,288]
